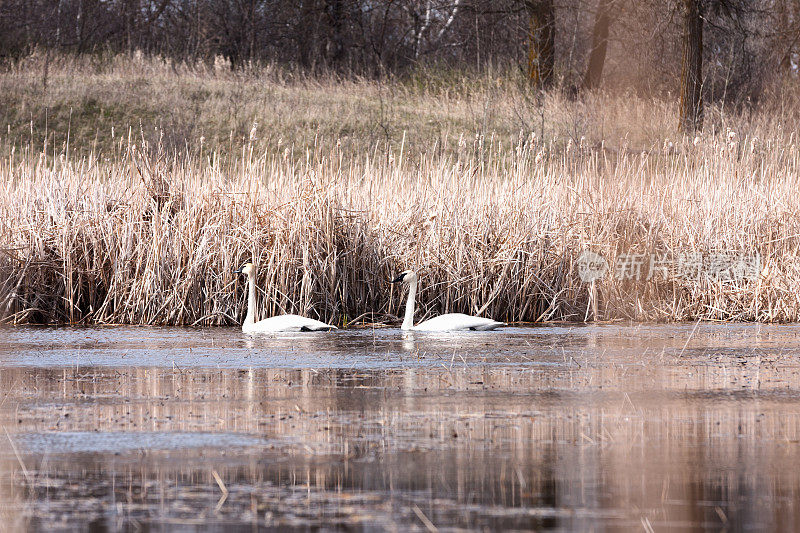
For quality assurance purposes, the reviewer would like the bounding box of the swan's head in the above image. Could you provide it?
[391,269,417,284]
[233,262,255,277]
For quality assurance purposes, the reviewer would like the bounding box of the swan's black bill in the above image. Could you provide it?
[391,273,406,283]
[233,266,244,274]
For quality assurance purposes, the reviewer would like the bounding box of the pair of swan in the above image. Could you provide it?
[234,262,505,333]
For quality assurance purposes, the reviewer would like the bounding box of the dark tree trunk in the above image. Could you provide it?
[679,0,703,133]
[325,0,345,65]
[525,0,555,89]
[297,0,319,69]
[582,0,611,90]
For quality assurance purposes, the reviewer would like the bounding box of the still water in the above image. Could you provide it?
[2,324,800,531]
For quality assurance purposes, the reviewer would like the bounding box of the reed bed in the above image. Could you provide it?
[2,127,800,326]
[2,56,800,325]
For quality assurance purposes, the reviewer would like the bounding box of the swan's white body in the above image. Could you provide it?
[242,314,336,333]
[394,270,505,331]
[235,263,336,333]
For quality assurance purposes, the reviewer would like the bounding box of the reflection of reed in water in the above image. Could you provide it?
[2,362,800,529]
[0,396,30,531]
[3,362,797,433]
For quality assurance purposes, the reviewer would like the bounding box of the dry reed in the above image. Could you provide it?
[2,56,800,325]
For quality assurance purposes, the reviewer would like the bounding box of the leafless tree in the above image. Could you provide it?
[582,0,611,89]
[680,0,703,132]
[0,0,792,115]
[524,0,556,88]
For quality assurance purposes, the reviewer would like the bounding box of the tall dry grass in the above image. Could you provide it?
[2,55,800,325]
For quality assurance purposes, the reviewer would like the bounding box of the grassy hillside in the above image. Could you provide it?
[1,52,705,160]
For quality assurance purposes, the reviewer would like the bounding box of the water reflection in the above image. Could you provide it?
[1,325,800,530]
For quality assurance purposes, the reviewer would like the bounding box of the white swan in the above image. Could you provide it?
[391,270,505,331]
[233,262,337,333]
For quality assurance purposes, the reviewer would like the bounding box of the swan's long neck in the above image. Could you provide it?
[244,272,257,326]
[402,277,417,330]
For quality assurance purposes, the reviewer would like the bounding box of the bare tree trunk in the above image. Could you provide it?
[779,0,800,72]
[412,1,432,60]
[582,0,611,90]
[193,0,202,61]
[56,0,63,47]
[526,0,555,89]
[298,0,318,69]
[76,0,84,52]
[679,0,703,133]
[247,0,256,62]
[125,0,139,53]
[325,0,345,65]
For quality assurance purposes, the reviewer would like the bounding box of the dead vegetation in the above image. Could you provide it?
[2,57,800,325]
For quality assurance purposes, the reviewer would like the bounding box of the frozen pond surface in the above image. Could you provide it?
[2,323,800,530]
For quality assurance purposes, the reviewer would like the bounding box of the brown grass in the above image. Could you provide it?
[1,54,800,325]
